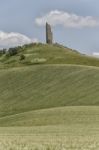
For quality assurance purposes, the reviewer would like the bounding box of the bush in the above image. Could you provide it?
[8,48,18,56]
[8,46,23,56]
[19,54,25,61]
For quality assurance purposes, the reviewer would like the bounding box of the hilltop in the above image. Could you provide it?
[0,43,99,68]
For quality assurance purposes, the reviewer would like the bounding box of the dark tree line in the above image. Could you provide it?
[0,49,6,55]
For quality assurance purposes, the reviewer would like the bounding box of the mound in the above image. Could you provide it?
[0,43,99,67]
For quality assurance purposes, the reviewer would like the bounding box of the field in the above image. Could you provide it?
[1,64,99,120]
[1,106,99,149]
[0,44,99,149]
[1,128,99,150]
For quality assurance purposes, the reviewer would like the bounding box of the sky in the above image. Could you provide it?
[0,0,99,56]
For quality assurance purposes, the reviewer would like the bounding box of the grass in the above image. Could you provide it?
[0,43,99,67]
[0,132,99,150]
[0,43,99,149]
[1,64,99,119]
[0,106,99,149]
[0,106,99,126]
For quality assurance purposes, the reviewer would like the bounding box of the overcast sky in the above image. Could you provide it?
[0,0,99,55]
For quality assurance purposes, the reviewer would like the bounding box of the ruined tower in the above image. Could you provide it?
[46,22,53,44]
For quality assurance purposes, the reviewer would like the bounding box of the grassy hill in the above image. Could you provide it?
[0,43,99,127]
[0,43,99,68]
[0,64,99,124]
[1,44,99,150]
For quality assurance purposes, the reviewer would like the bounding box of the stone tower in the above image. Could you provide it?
[46,22,53,44]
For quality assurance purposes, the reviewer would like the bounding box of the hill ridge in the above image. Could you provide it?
[0,43,99,68]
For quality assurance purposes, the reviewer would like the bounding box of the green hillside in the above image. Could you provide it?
[0,44,99,127]
[0,43,99,68]
[0,106,99,126]
[0,64,99,123]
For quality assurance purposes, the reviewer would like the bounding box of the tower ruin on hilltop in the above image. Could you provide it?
[46,22,53,44]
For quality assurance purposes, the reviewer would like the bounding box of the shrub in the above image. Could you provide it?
[8,46,23,56]
[8,48,18,56]
[19,54,25,61]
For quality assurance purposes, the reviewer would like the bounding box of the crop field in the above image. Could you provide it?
[0,44,99,149]
[0,125,99,150]
[0,106,99,150]
[1,64,99,120]
[0,65,99,149]
[0,134,99,150]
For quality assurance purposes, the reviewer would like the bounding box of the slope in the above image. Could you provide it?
[0,43,99,67]
[0,106,99,126]
[0,65,99,119]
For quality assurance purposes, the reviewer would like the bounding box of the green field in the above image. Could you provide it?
[0,107,99,149]
[0,64,99,119]
[0,44,99,149]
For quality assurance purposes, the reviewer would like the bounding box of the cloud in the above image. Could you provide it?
[0,31,38,48]
[93,52,99,57]
[35,10,99,28]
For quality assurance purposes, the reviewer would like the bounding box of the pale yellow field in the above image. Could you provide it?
[0,126,99,150]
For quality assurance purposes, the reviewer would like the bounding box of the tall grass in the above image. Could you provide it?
[0,126,99,150]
